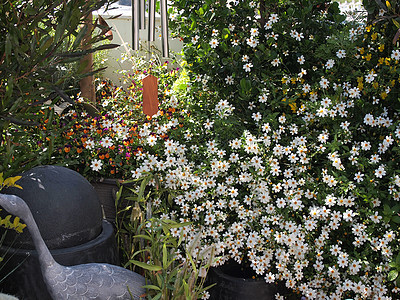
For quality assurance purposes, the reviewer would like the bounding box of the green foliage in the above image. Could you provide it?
[128,218,215,300]
[114,177,215,300]
[0,0,118,177]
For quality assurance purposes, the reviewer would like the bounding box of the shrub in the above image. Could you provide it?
[0,0,117,176]
[123,0,400,298]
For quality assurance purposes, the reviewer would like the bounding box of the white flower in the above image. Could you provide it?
[336,49,346,58]
[209,38,219,48]
[225,75,234,85]
[354,172,364,183]
[364,113,375,126]
[243,62,253,72]
[191,35,200,44]
[250,28,259,36]
[246,37,258,48]
[85,139,95,150]
[298,55,305,65]
[271,58,280,66]
[365,70,376,83]
[325,59,335,69]
[391,49,400,60]
[100,136,113,148]
[375,164,386,178]
[268,13,279,23]
[252,112,262,122]
[319,77,329,89]
[360,141,371,151]
[90,159,103,172]
[302,83,311,93]
[259,93,268,103]
[348,87,360,99]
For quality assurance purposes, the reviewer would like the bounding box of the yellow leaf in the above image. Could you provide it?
[3,176,22,188]
[13,184,23,190]
[13,217,21,228]
[0,172,3,185]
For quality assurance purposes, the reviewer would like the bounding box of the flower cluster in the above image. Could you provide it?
[126,1,400,299]
[36,56,185,180]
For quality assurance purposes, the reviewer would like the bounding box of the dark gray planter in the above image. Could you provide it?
[0,165,120,299]
[207,260,278,300]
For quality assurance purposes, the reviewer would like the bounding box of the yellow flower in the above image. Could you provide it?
[378,44,384,52]
[371,32,378,40]
[372,82,379,89]
[365,53,372,61]
[381,92,388,99]
[289,102,297,113]
[359,47,365,55]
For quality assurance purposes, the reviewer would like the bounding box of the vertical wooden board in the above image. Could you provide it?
[142,74,159,117]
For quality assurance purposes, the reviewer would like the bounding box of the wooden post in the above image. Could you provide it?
[79,12,96,103]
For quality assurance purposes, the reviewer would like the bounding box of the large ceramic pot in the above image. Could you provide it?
[207,260,279,300]
[0,165,119,299]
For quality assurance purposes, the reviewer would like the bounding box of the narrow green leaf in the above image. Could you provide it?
[142,284,162,291]
[129,260,162,271]
[5,34,12,61]
[153,293,162,300]
[162,243,167,269]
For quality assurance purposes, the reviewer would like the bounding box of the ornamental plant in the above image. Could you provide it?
[0,0,117,177]
[121,0,400,299]
[36,55,186,181]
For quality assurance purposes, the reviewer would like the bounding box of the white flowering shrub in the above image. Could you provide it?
[131,1,400,299]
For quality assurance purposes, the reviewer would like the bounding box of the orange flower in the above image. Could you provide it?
[64,146,71,153]
[99,154,105,160]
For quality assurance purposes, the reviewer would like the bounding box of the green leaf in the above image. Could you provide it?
[392,215,400,224]
[388,270,398,281]
[129,260,162,271]
[5,33,12,61]
[142,284,162,291]
[162,243,167,269]
[153,293,162,300]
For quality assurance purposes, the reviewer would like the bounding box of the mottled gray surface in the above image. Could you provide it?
[0,194,146,300]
